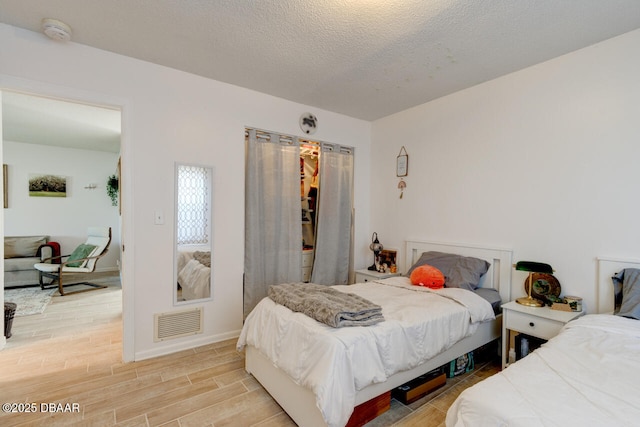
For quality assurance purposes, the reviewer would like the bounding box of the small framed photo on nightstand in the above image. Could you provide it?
[379,249,398,272]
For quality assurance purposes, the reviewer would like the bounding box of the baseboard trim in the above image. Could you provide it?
[134,330,241,361]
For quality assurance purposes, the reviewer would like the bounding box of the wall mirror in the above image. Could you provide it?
[174,163,214,305]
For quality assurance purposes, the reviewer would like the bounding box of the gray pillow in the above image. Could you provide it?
[405,251,490,291]
[612,268,640,319]
[474,287,502,313]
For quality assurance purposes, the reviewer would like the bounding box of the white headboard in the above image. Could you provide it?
[405,240,512,303]
[597,257,640,313]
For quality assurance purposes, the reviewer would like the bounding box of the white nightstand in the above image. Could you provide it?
[355,269,401,283]
[501,300,584,369]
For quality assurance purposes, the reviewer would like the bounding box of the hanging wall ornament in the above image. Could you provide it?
[396,146,408,177]
[299,112,318,135]
[396,146,408,199]
[398,178,406,199]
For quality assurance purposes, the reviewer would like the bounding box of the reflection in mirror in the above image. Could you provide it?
[175,163,213,304]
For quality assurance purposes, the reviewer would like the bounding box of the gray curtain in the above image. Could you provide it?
[311,143,354,285]
[244,129,302,318]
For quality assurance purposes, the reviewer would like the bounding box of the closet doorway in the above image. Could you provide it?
[243,128,354,318]
[300,143,319,282]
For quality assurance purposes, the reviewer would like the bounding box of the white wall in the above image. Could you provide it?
[371,29,640,313]
[0,24,372,360]
[3,141,121,269]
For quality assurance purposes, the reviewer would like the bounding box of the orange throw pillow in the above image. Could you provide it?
[410,265,445,289]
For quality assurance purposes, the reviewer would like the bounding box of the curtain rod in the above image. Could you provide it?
[244,126,353,154]
[244,126,321,146]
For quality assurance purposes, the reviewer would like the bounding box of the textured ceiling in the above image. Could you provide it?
[2,0,640,124]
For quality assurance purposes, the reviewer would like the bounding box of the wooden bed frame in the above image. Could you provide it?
[245,240,513,427]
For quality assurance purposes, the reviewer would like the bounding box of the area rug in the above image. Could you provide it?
[4,287,56,316]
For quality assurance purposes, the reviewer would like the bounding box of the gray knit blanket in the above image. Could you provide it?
[268,283,384,328]
[192,251,211,268]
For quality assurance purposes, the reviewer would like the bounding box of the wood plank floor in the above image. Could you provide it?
[0,274,500,426]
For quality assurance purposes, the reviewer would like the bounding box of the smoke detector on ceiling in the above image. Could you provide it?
[42,18,72,42]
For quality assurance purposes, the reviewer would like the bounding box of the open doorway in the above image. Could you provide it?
[1,90,123,354]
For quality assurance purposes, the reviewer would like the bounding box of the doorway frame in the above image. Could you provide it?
[0,74,135,361]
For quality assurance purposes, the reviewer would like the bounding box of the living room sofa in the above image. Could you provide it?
[4,235,56,288]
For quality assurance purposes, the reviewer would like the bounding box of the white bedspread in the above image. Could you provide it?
[178,258,210,299]
[237,276,494,427]
[446,314,640,427]
[177,249,211,300]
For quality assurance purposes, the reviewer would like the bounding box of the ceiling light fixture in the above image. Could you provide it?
[42,18,72,42]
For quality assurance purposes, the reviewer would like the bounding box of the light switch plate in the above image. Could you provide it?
[154,210,164,225]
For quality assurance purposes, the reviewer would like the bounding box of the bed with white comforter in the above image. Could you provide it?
[238,276,495,427]
[446,314,640,427]
[177,248,210,300]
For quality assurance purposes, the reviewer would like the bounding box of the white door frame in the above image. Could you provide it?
[0,74,135,361]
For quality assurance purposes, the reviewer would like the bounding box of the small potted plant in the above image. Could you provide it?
[107,174,119,206]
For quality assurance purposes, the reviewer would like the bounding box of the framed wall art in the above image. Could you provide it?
[396,146,408,177]
[28,173,67,197]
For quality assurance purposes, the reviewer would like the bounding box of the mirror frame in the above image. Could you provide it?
[174,162,214,305]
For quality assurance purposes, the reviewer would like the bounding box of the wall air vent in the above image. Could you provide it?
[154,307,203,342]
